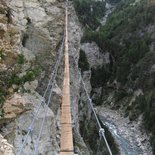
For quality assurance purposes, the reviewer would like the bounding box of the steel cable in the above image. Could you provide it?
[33,36,65,155]
[18,35,65,155]
[72,53,113,155]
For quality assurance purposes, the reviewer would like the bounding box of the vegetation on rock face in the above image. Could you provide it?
[8,68,41,86]
[91,65,111,88]
[0,55,41,117]
[107,0,122,4]
[17,54,26,64]
[77,0,155,153]
[0,2,45,119]
[0,90,5,117]
[78,49,89,72]
[0,49,5,60]
[73,0,106,30]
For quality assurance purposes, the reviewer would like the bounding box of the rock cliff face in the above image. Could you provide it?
[0,0,65,153]
[0,0,91,154]
[0,134,15,155]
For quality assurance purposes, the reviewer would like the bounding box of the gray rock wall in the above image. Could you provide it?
[1,0,91,154]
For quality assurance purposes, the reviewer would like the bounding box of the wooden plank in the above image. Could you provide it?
[60,152,74,155]
[60,4,74,155]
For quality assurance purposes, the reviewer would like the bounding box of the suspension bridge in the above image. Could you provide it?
[17,1,113,155]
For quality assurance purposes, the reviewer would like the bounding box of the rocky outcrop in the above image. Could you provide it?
[11,92,59,155]
[81,42,110,68]
[0,93,29,124]
[0,134,15,155]
[0,0,22,121]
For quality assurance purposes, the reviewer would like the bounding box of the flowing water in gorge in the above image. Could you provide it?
[99,115,143,155]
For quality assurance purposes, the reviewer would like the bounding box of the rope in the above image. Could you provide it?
[72,53,113,155]
[18,36,64,155]
[33,36,65,155]
[72,55,101,128]
[100,129,113,155]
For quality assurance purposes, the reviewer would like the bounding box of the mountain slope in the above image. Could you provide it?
[76,0,155,153]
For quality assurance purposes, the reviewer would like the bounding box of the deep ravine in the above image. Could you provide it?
[79,40,153,155]
[0,0,154,155]
[77,0,154,154]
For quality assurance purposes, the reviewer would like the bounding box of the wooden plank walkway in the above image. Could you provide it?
[60,3,74,155]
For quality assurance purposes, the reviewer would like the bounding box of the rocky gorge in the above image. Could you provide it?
[0,0,155,155]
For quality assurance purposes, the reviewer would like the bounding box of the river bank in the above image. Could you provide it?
[96,106,153,155]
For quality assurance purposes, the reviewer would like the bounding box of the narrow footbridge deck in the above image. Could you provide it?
[60,1,74,154]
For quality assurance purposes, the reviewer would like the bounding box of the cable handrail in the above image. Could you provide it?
[72,53,113,155]
[17,35,65,155]
[33,36,65,155]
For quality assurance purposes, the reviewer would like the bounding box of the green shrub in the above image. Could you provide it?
[81,29,98,43]
[0,90,5,107]
[91,65,111,88]
[78,49,89,72]
[9,74,22,85]
[151,135,155,153]
[17,54,26,64]
[73,0,106,30]
[0,49,5,60]
[107,0,122,4]
[0,109,4,117]
[8,68,40,86]
[114,90,127,102]
[22,70,37,82]
[0,90,5,117]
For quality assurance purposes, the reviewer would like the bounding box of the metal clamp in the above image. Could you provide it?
[28,126,33,132]
[99,128,105,136]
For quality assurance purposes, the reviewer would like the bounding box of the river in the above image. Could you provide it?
[99,115,143,155]
[97,106,153,155]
